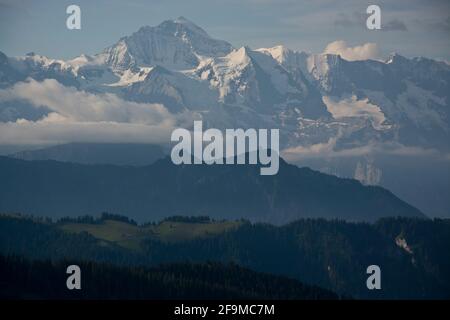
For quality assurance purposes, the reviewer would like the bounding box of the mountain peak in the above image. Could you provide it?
[227,46,252,65]
[156,16,210,39]
[256,45,291,63]
[101,18,233,71]
[174,16,193,24]
[385,52,408,64]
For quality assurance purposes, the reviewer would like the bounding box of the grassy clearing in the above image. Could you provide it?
[59,219,242,250]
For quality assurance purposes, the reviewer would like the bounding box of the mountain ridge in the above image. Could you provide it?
[0,155,425,223]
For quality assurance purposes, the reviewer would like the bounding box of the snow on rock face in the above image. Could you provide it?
[100,17,233,71]
[108,67,152,87]
[395,81,447,131]
[194,46,307,110]
[305,53,354,94]
[256,46,309,74]
[195,47,258,104]
[395,236,413,254]
[123,65,220,113]
[257,45,288,63]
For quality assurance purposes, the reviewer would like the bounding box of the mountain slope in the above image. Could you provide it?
[1,214,448,299]
[0,255,337,300]
[0,156,424,223]
[10,143,167,166]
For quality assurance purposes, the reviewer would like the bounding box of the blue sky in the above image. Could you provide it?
[0,0,449,60]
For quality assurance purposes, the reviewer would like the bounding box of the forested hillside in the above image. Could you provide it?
[1,214,448,299]
[0,255,337,300]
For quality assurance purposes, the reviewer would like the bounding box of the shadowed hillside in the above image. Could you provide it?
[0,156,424,223]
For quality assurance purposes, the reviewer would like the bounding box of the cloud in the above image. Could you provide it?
[322,95,389,130]
[0,119,176,145]
[0,78,175,125]
[323,40,380,61]
[383,19,408,31]
[282,136,342,160]
[0,78,194,145]
[281,139,445,162]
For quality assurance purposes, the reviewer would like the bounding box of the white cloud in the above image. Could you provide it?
[0,78,174,125]
[0,120,176,145]
[282,136,341,160]
[281,139,445,162]
[322,95,389,130]
[323,40,380,61]
[0,78,195,145]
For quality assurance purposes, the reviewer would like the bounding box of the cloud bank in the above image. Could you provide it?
[322,95,389,130]
[281,139,448,162]
[0,79,192,145]
[323,40,380,61]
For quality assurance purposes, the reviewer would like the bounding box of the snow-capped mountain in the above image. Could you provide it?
[100,16,233,71]
[2,17,448,153]
[1,17,449,216]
